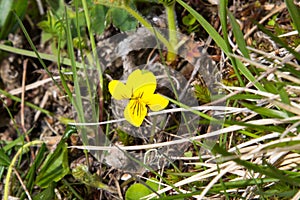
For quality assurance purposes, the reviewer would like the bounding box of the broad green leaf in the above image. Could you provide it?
[111,8,137,31]
[90,4,106,34]
[35,126,77,188]
[20,143,47,199]
[182,14,196,26]
[278,85,291,105]
[125,178,163,200]
[35,142,69,188]
[0,0,28,39]
[0,0,12,26]
[0,148,10,167]
[125,183,152,200]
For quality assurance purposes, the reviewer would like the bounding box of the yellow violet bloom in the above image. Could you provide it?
[109,69,169,127]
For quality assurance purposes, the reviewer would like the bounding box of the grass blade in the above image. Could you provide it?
[228,11,250,59]
[285,0,300,35]
[176,0,228,53]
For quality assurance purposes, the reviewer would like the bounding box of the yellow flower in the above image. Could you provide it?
[109,69,169,127]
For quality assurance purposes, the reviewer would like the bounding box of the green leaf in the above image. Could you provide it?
[0,148,10,167]
[33,182,55,200]
[227,93,263,100]
[35,142,69,188]
[125,178,162,200]
[125,183,153,200]
[182,14,196,26]
[37,11,64,42]
[0,0,28,39]
[0,0,12,26]
[264,81,280,94]
[90,4,107,35]
[20,143,47,199]
[145,178,161,193]
[184,151,193,157]
[267,15,277,26]
[35,126,76,188]
[111,8,138,31]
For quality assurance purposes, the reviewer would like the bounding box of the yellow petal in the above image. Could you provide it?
[127,69,157,95]
[144,94,169,111]
[124,99,147,127]
[108,80,131,100]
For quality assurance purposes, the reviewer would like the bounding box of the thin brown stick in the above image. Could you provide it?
[21,59,35,160]
[21,59,28,137]
[14,168,32,200]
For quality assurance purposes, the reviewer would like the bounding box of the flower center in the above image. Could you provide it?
[130,92,145,117]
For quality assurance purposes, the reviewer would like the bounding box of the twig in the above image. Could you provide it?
[35,0,45,15]
[21,59,35,160]
[21,59,28,135]
[14,168,32,200]
[34,90,50,122]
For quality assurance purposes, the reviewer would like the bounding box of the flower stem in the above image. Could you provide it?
[165,1,178,62]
